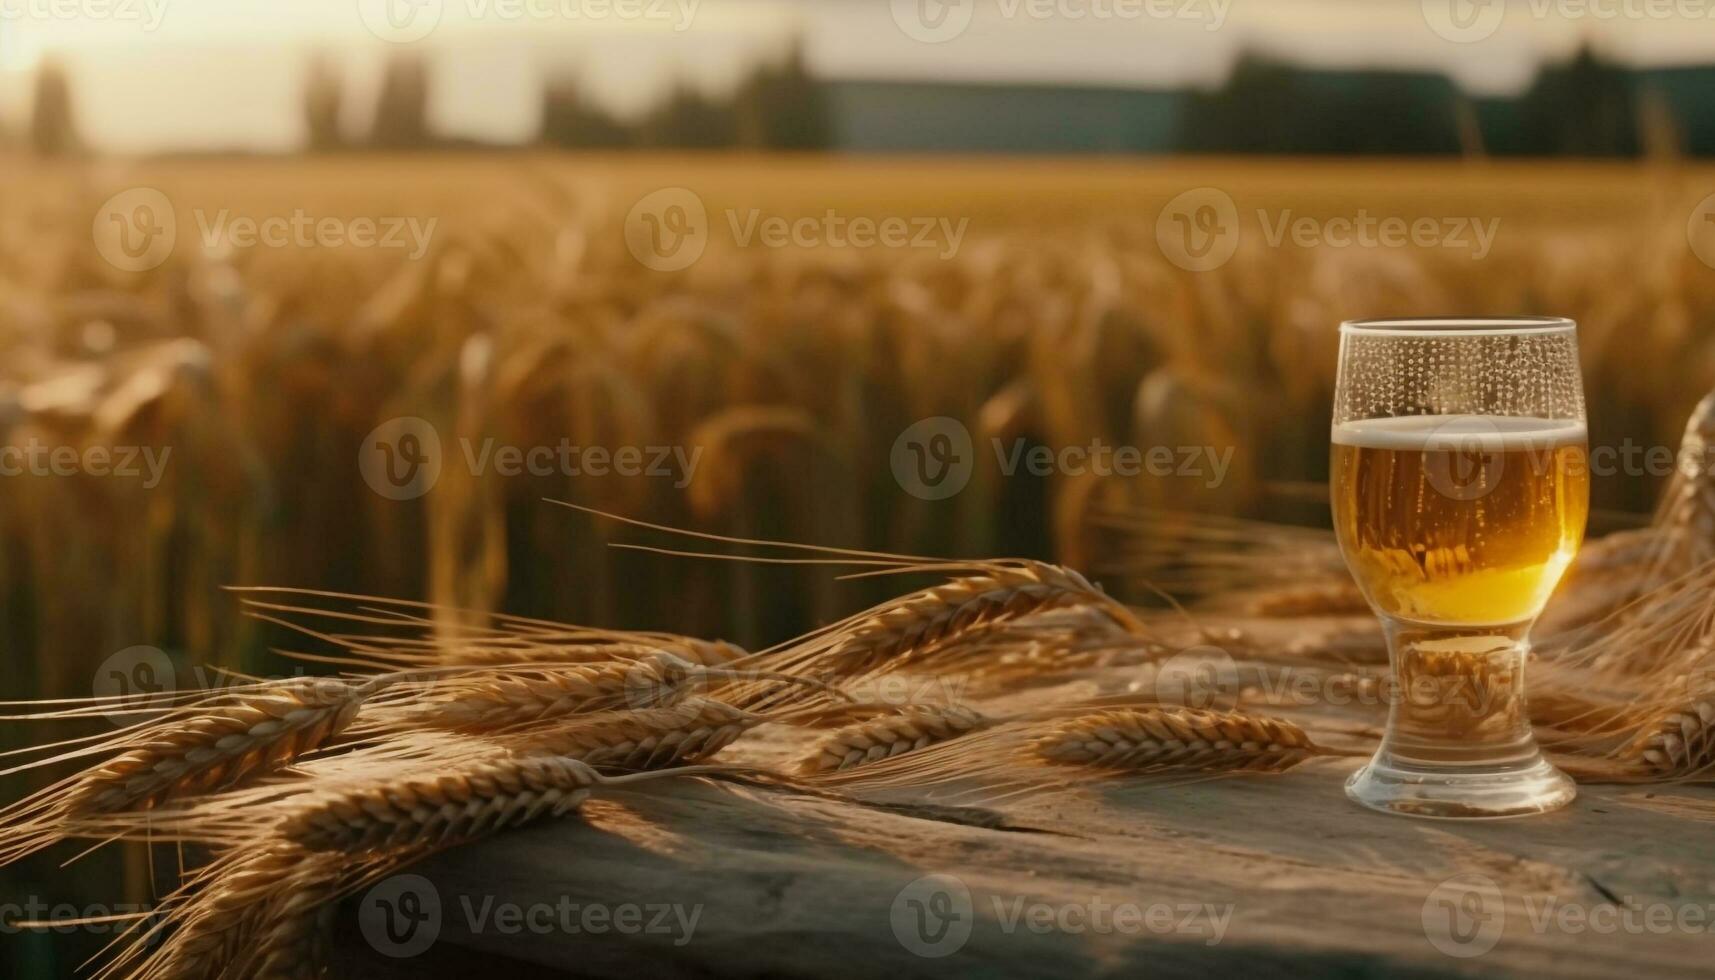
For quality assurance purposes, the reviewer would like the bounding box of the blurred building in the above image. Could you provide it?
[822,50,1715,158]
[824,80,1183,154]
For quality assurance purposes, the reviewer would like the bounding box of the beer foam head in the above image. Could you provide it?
[1331,414,1587,451]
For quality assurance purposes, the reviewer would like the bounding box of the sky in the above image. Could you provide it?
[4,0,1715,152]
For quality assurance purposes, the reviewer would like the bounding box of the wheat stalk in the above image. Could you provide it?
[1092,509,1347,598]
[665,638,749,667]
[1245,581,1369,617]
[66,678,378,815]
[847,603,1171,685]
[442,636,747,669]
[411,653,840,733]
[798,705,991,774]
[1540,562,1715,680]
[1033,707,1329,773]
[235,589,749,674]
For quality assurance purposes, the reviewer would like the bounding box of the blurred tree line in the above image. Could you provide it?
[1178,47,1681,158]
[310,45,829,153]
[19,44,828,156]
[18,44,1715,157]
[542,46,830,150]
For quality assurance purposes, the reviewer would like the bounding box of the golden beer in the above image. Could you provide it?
[1332,415,1588,626]
[1333,318,1584,818]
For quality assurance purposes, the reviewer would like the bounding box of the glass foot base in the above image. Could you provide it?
[1345,754,1576,820]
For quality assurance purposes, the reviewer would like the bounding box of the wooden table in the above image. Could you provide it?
[325,619,1715,979]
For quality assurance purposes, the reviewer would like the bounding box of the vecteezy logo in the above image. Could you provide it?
[1422,873,1504,958]
[891,0,975,43]
[622,653,699,709]
[357,0,444,43]
[890,873,974,958]
[360,874,442,958]
[92,645,176,726]
[358,417,444,500]
[1687,193,1715,270]
[624,188,709,272]
[1423,415,1504,502]
[92,188,177,272]
[1152,645,1239,709]
[1422,0,1505,44]
[1155,188,1239,272]
[891,417,974,501]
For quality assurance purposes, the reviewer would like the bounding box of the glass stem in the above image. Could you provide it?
[1377,620,1542,771]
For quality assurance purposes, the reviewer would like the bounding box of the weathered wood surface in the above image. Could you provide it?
[326,615,1715,979]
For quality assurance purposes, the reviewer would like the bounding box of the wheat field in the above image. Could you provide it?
[5,154,1714,688]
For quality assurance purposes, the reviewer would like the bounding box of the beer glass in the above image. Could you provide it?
[1331,317,1586,818]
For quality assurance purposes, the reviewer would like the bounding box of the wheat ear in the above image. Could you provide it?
[128,844,346,980]
[1625,699,1715,779]
[277,753,612,853]
[1033,707,1330,773]
[513,698,763,771]
[820,562,1143,676]
[1649,391,1715,577]
[798,705,991,774]
[67,678,379,815]
[244,854,350,980]
[410,654,693,731]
